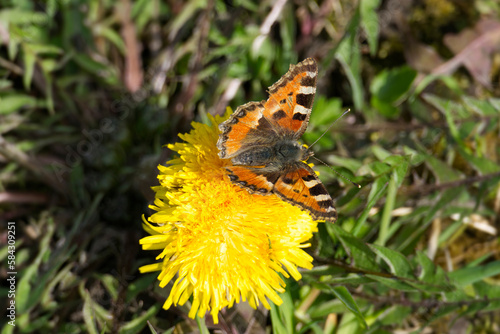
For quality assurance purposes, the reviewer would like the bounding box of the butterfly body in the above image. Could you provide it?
[230,139,310,167]
[217,58,337,223]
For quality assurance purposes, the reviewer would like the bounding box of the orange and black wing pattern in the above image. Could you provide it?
[263,58,317,139]
[217,58,318,159]
[223,166,279,195]
[273,164,337,222]
[217,101,277,159]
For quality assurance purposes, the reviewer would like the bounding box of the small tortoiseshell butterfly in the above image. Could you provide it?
[217,58,337,223]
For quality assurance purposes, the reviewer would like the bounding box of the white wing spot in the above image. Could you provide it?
[294,105,309,115]
[299,86,316,95]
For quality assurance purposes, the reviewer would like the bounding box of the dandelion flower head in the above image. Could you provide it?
[139,109,318,323]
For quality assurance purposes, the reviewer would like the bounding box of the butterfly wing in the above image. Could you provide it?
[263,58,318,139]
[218,58,334,222]
[218,101,278,159]
[224,166,280,195]
[273,163,337,222]
[218,58,318,159]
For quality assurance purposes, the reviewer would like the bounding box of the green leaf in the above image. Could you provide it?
[118,304,161,334]
[371,66,417,102]
[443,106,464,146]
[372,145,392,161]
[0,79,12,90]
[371,97,399,118]
[335,12,364,111]
[370,66,417,117]
[296,321,323,334]
[370,244,414,278]
[17,220,55,314]
[459,300,490,317]
[377,173,397,245]
[352,175,388,237]
[279,4,296,61]
[474,281,500,299]
[80,283,100,334]
[397,187,464,252]
[330,286,367,328]
[100,27,126,54]
[40,263,74,307]
[449,261,500,287]
[337,311,364,334]
[0,94,39,114]
[72,54,119,85]
[168,0,206,42]
[369,160,392,176]
[126,273,157,303]
[489,97,500,111]
[384,156,409,186]
[462,96,498,116]
[425,155,463,183]
[22,47,36,89]
[270,300,291,334]
[274,287,294,333]
[330,225,379,272]
[25,43,63,55]
[422,93,468,118]
[196,315,210,334]
[376,156,409,244]
[309,96,343,126]
[416,251,444,285]
[307,294,351,318]
[457,148,500,174]
[8,36,19,60]
[97,274,119,300]
[372,305,412,326]
[413,74,463,97]
[366,274,416,291]
[360,0,381,55]
[315,275,374,286]
[426,304,462,325]
[403,146,427,166]
[0,9,47,27]
[40,65,54,113]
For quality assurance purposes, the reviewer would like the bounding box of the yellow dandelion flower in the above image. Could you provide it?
[139,109,318,323]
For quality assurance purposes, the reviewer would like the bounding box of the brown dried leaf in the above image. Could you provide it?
[397,15,444,73]
[439,18,500,88]
[404,38,445,73]
[119,0,143,93]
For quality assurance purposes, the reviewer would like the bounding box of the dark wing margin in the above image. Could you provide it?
[273,163,337,223]
[217,101,278,159]
[263,58,318,139]
[224,166,281,195]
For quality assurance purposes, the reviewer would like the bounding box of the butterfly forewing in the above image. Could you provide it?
[218,101,277,159]
[263,58,318,138]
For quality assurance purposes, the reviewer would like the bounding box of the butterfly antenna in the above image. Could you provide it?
[309,108,351,149]
[311,156,361,188]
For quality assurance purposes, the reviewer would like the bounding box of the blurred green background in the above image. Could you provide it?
[1,0,500,333]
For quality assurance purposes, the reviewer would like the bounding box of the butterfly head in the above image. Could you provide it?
[275,140,313,164]
[300,144,314,162]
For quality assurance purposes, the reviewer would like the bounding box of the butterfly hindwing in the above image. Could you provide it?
[273,164,337,222]
[224,166,279,195]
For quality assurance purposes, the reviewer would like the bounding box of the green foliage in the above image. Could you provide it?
[370,66,417,118]
[1,0,500,333]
